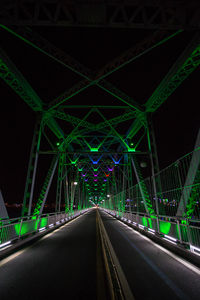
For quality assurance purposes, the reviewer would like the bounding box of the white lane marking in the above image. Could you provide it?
[106,213,200,276]
[0,250,26,268]
[0,212,88,267]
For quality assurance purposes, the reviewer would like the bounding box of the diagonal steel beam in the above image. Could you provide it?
[95,30,182,80]
[127,32,200,140]
[0,46,43,111]
[145,32,200,113]
[1,25,172,112]
[1,25,182,113]
[50,109,96,131]
[96,110,136,130]
[0,46,65,140]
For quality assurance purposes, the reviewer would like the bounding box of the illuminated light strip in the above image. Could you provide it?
[104,212,200,276]
[190,245,200,256]
[148,228,155,233]
[163,238,177,245]
[132,222,137,226]
[39,227,46,232]
[128,220,132,223]
[139,224,145,230]
[49,224,54,228]
[0,241,11,249]
[56,221,60,225]
[148,231,155,235]
[164,235,177,242]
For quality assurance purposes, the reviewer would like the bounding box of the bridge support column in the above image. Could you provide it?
[56,153,65,212]
[146,114,161,231]
[22,114,43,217]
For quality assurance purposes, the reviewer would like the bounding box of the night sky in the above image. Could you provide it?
[0,26,199,205]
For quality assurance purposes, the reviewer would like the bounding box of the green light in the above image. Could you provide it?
[159,221,171,234]
[90,148,98,152]
[37,217,48,230]
[56,142,60,146]
[15,222,30,236]
[128,148,135,152]
[142,217,148,227]
[130,143,134,146]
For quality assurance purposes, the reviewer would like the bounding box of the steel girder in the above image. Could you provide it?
[95,111,136,131]
[1,25,168,112]
[145,32,200,113]
[0,1,200,29]
[0,47,43,111]
[50,109,96,131]
[33,154,58,216]
[128,33,200,140]
[0,46,67,141]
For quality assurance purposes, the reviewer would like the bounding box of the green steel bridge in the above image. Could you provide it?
[0,1,200,299]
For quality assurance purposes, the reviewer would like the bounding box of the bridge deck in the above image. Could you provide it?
[99,210,200,300]
[0,209,200,299]
[0,209,98,300]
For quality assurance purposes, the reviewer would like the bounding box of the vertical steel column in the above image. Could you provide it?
[131,157,149,214]
[56,152,65,212]
[146,114,160,231]
[22,114,43,217]
[39,155,58,215]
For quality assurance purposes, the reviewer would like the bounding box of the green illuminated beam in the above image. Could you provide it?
[96,109,132,151]
[60,109,95,149]
[0,47,43,111]
[48,79,93,111]
[95,30,183,80]
[3,25,183,114]
[127,34,200,141]
[96,80,144,111]
[0,25,91,80]
[96,110,136,130]
[145,32,200,113]
[1,26,145,112]
[0,46,67,142]
[49,109,95,131]
[33,155,58,216]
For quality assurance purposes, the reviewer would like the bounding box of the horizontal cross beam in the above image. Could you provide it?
[0,1,199,29]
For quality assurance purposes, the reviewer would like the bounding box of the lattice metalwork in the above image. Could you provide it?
[0,1,199,29]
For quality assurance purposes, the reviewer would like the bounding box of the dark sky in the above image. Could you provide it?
[0,26,199,204]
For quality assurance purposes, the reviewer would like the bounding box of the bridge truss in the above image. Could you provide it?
[0,0,200,225]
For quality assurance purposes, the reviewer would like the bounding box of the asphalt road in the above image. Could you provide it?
[100,210,200,300]
[0,209,98,300]
[1,208,200,300]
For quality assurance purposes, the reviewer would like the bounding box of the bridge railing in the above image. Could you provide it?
[0,209,88,250]
[102,147,200,255]
[102,208,200,256]
[108,148,200,218]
